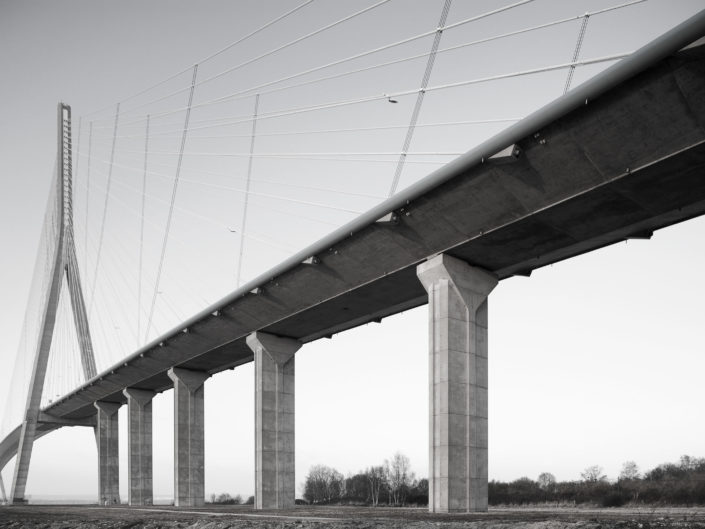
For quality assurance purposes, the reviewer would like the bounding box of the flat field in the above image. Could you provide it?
[1,505,705,529]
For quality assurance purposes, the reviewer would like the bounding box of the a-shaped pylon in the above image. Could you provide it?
[10,104,97,503]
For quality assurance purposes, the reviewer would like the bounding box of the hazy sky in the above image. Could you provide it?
[1,0,704,501]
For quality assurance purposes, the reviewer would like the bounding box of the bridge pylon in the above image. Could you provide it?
[10,103,97,503]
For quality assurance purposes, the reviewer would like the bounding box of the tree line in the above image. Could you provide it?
[490,455,705,506]
[300,454,705,507]
[208,493,254,505]
[302,452,428,506]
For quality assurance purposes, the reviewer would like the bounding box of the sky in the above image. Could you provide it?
[1,0,704,502]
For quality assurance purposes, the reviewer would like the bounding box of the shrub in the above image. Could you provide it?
[601,491,628,507]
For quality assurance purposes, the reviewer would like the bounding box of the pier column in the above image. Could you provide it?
[94,401,121,505]
[246,332,301,510]
[417,254,498,513]
[167,367,209,507]
[123,388,155,505]
[0,470,7,504]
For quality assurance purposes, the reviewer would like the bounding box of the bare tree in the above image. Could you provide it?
[385,452,414,506]
[619,461,640,481]
[537,472,556,490]
[304,465,344,503]
[366,466,385,506]
[679,455,703,471]
[581,465,607,483]
[327,468,344,501]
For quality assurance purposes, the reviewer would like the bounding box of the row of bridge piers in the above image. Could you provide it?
[76,254,496,512]
[92,332,299,508]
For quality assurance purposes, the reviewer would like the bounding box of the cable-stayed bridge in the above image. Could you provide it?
[1,1,705,512]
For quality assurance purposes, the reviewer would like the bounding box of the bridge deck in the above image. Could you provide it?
[34,40,705,421]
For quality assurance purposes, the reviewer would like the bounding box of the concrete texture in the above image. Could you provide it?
[167,367,209,507]
[94,401,121,505]
[0,471,6,503]
[65,234,98,381]
[10,415,39,504]
[123,388,155,506]
[246,332,301,510]
[417,254,498,513]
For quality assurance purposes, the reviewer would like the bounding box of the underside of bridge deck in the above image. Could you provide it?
[40,40,705,423]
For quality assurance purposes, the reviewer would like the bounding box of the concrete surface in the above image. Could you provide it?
[94,401,121,505]
[418,254,498,513]
[167,367,209,507]
[247,332,301,510]
[123,388,155,506]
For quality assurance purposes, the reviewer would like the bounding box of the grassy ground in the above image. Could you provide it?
[1,505,705,528]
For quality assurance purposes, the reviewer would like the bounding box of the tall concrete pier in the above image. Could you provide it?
[418,254,497,512]
[94,401,121,505]
[123,388,155,505]
[168,367,209,507]
[247,332,301,509]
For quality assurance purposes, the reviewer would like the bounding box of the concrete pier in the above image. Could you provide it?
[246,332,301,510]
[123,388,155,506]
[0,471,6,504]
[167,367,209,507]
[94,401,121,505]
[417,254,498,513]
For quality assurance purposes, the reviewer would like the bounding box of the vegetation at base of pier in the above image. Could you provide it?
[302,452,428,506]
[207,493,244,504]
[492,455,705,506]
[301,454,705,507]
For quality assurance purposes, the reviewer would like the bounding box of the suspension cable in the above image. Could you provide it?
[137,115,150,345]
[93,0,641,129]
[564,14,591,93]
[389,0,453,197]
[76,175,212,260]
[236,94,259,287]
[104,150,465,157]
[130,157,386,200]
[144,65,198,343]
[88,103,120,317]
[135,52,629,138]
[91,159,367,217]
[108,0,395,120]
[80,0,316,119]
[185,0,643,116]
[79,183,209,347]
[81,152,385,203]
[83,150,451,167]
[106,118,520,142]
[81,169,313,257]
[84,121,93,276]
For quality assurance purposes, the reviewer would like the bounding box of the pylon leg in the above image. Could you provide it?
[11,221,64,503]
[66,234,97,380]
[0,471,7,504]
